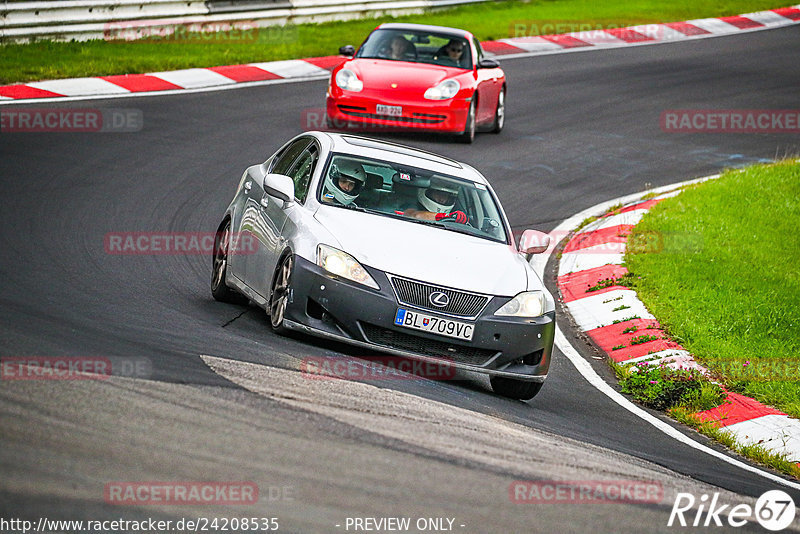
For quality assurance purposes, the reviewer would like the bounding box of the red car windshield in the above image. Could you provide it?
[356,29,472,69]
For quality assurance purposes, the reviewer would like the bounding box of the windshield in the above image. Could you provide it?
[318,153,508,244]
[356,29,472,69]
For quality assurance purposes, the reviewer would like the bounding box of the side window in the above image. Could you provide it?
[472,37,484,65]
[270,138,311,175]
[286,143,319,204]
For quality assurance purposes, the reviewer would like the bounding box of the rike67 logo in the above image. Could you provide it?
[668,490,796,531]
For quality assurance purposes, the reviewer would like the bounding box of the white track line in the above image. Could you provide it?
[533,175,800,490]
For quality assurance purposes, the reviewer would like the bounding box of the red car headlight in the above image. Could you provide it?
[335,69,364,92]
[424,79,460,100]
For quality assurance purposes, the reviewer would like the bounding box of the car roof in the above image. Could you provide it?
[318,132,486,184]
[376,22,473,39]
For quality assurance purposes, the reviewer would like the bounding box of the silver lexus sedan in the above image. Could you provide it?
[212,131,555,400]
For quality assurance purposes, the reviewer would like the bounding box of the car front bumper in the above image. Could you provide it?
[325,93,470,134]
[283,256,554,381]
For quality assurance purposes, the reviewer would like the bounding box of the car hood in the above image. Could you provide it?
[314,206,530,296]
[347,59,467,92]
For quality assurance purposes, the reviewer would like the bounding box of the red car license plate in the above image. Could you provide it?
[376,104,402,117]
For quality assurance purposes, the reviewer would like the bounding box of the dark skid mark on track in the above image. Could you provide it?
[221,308,249,328]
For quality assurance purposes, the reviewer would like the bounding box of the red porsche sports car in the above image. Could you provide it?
[326,23,506,143]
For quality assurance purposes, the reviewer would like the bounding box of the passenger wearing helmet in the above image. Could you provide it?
[322,159,366,206]
[404,179,469,224]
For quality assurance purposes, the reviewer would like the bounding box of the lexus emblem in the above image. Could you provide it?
[429,291,449,307]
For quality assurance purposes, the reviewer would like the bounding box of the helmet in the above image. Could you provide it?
[325,159,366,205]
[418,179,458,213]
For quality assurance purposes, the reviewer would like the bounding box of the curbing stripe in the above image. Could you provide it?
[559,247,624,275]
[746,9,798,25]
[146,68,238,89]
[99,74,183,92]
[663,21,712,36]
[719,15,765,29]
[27,77,130,96]
[563,289,655,332]
[722,415,800,462]
[539,34,592,48]
[249,59,330,79]
[563,225,632,253]
[566,30,627,47]
[773,6,800,19]
[557,264,629,303]
[686,17,745,33]
[207,65,281,83]
[0,84,64,99]
[604,27,655,43]
[696,392,787,427]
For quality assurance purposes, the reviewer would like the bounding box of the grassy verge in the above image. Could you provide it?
[1,0,790,84]
[624,161,800,418]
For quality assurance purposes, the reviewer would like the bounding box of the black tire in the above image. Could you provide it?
[458,99,476,144]
[269,253,294,334]
[490,376,544,401]
[211,220,247,304]
[491,88,505,134]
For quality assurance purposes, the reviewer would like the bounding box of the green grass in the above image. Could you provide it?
[625,161,800,417]
[1,0,791,84]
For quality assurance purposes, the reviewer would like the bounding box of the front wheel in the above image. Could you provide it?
[490,376,543,400]
[457,99,476,144]
[269,254,294,334]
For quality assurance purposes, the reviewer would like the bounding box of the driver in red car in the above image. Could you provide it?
[403,179,469,224]
[437,39,466,67]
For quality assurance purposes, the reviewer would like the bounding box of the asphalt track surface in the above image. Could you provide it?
[1,24,800,533]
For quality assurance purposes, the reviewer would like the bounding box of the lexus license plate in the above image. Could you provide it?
[394,308,474,341]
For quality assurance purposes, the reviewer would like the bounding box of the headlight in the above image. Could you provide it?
[317,244,378,289]
[424,79,460,100]
[335,69,363,92]
[494,291,546,317]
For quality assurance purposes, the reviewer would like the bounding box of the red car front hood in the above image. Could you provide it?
[346,59,469,95]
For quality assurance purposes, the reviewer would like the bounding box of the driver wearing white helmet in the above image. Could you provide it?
[404,178,469,224]
[322,159,367,206]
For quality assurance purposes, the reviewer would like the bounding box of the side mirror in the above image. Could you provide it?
[339,45,355,57]
[519,229,550,256]
[478,58,500,69]
[263,173,295,205]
